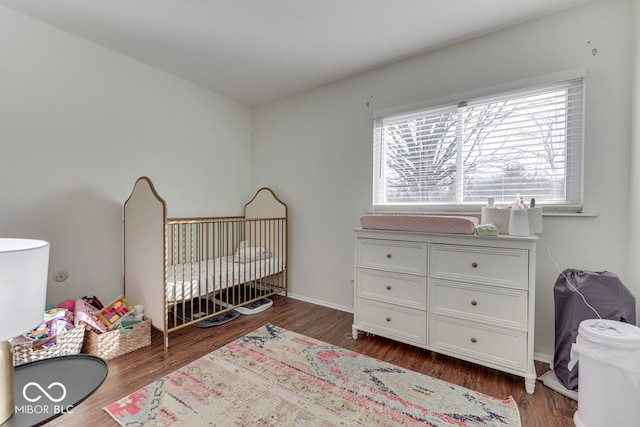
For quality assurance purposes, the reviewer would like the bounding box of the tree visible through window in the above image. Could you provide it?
[373,78,584,210]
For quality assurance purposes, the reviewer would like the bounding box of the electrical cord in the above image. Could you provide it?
[540,237,602,319]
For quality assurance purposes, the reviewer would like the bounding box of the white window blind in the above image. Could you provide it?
[373,78,584,211]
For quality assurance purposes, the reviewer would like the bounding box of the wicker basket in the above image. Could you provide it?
[82,316,151,361]
[12,326,85,366]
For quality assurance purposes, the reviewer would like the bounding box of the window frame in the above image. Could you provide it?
[372,68,586,213]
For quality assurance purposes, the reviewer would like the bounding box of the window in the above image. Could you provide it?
[373,77,584,211]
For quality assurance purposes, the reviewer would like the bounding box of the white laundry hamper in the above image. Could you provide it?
[570,319,640,427]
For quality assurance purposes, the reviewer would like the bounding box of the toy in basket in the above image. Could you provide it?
[94,295,136,330]
[74,298,107,333]
[78,295,150,360]
[11,318,85,366]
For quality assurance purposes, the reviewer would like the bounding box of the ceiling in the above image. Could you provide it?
[1,0,592,106]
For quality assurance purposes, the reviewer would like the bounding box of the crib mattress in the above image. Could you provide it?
[360,214,478,234]
[167,256,284,302]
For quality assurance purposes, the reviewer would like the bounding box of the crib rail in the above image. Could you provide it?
[165,215,287,332]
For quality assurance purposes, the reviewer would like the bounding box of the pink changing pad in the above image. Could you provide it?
[360,214,478,234]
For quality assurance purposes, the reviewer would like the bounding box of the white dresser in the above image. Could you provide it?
[353,228,537,393]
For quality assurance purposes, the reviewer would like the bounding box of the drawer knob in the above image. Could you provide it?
[470,337,477,343]
[471,300,478,306]
[386,253,392,259]
[471,262,478,268]
[386,317,391,322]
[386,284,392,290]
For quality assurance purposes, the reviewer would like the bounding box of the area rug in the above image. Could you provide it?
[104,324,521,426]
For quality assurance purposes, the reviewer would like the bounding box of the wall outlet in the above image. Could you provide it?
[53,270,69,282]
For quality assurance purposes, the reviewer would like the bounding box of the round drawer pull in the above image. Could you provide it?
[386,253,392,259]
[470,337,477,343]
[386,317,391,322]
[386,284,392,290]
[471,262,478,268]
[471,300,478,306]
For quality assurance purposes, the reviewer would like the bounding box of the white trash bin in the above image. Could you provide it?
[569,319,640,427]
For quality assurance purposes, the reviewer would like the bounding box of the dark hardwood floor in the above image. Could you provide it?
[43,296,576,426]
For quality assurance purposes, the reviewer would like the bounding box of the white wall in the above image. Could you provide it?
[253,0,636,358]
[0,6,253,306]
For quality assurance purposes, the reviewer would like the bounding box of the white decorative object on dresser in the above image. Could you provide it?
[353,228,538,394]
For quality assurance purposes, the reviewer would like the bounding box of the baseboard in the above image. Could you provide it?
[534,352,553,366]
[280,291,353,314]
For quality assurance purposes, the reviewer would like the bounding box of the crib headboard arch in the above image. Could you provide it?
[245,187,288,219]
[245,187,287,257]
[124,176,168,336]
[244,187,288,298]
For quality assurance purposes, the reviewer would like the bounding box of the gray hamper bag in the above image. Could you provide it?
[553,269,636,391]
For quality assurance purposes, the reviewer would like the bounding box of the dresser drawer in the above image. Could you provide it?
[357,269,426,310]
[429,316,526,371]
[429,244,528,289]
[357,239,427,275]
[430,280,527,329]
[355,298,426,345]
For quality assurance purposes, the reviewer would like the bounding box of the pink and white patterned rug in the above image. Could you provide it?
[105,324,521,426]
